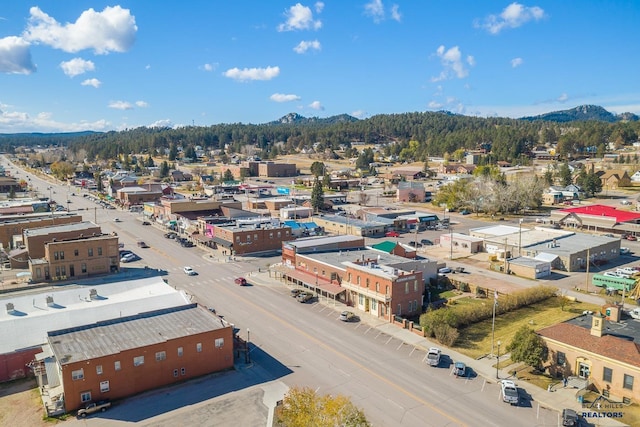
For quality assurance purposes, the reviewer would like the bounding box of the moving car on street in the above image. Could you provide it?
[183,266,197,276]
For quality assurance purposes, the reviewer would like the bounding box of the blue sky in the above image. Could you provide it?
[0,1,639,133]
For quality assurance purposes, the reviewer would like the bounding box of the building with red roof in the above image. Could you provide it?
[550,204,640,236]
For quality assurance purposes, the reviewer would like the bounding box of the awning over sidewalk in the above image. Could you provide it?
[283,268,345,296]
[212,236,233,248]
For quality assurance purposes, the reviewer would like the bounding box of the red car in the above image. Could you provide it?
[627,235,638,241]
[385,231,400,237]
[234,277,247,286]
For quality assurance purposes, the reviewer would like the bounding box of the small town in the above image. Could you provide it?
[0,131,640,426]
[1,2,640,427]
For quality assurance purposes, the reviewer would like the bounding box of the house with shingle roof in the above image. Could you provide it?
[538,313,640,404]
[597,169,631,189]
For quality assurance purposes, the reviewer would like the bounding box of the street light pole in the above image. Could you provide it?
[518,218,523,257]
[496,340,502,379]
[246,328,251,363]
[449,224,453,260]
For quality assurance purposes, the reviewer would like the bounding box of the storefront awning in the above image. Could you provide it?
[283,268,345,296]
[212,236,233,248]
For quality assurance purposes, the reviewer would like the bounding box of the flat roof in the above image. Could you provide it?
[286,235,362,249]
[48,304,226,365]
[524,233,620,256]
[316,215,386,228]
[23,221,98,237]
[0,277,190,354]
[300,248,427,271]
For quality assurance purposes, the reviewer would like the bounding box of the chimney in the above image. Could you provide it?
[46,296,54,307]
[89,289,98,300]
[591,312,604,337]
[6,303,15,314]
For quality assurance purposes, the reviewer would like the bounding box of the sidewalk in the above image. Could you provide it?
[248,269,629,427]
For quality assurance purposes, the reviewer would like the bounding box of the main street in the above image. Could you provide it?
[5,159,562,426]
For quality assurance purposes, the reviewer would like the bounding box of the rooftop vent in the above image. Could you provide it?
[89,289,98,300]
[46,296,54,307]
[6,302,15,314]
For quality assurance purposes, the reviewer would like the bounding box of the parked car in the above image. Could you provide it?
[561,408,578,426]
[421,239,434,246]
[141,221,151,225]
[164,232,177,239]
[408,241,422,247]
[385,231,400,237]
[426,347,441,366]
[621,200,632,206]
[120,253,136,263]
[181,241,195,248]
[113,218,121,222]
[290,288,302,297]
[137,241,149,248]
[438,267,452,275]
[339,311,357,322]
[453,362,466,377]
[500,380,519,405]
[234,277,247,286]
[77,400,111,418]
[460,209,471,215]
[296,291,313,303]
[183,266,197,276]
[627,235,638,241]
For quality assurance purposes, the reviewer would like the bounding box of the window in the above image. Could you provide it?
[97,247,102,256]
[347,273,351,282]
[414,280,418,292]
[277,231,281,238]
[133,355,145,366]
[196,343,202,352]
[88,248,93,257]
[61,266,66,276]
[81,392,91,403]
[177,347,183,357]
[114,361,121,371]
[181,367,186,376]
[356,276,360,285]
[173,369,179,377]
[359,294,364,305]
[376,282,380,292]
[386,285,389,294]
[81,263,87,273]
[371,299,377,311]
[60,251,64,260]
[397,304,402,316]
[254,234,258,240]
[54,251,59,261]
[246,235,251,242]
[74,249,79,256]
[269,232,273,238]
[96,365,103,375]
[156,351,166,361]
[366,278,370,288]
[603,367,613,383]
[405,283,409,294]
[72,369,84,380]
[556,351,566,366]
[624,374,634,390]
[236,236,240,242]
[100,381,110,393]
[215,338,224,348]
[55,266,61,277]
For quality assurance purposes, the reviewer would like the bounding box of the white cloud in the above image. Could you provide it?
[511,57,523,68]
[23,5,137,54]
[0,36,36,74]
[108,101,133,110]
[60,58,95,77]
[478,2,545,35]
[145,64,151,70]
[557,93,569,102]
[315,2,325,13]
[201,63,217,72]
[428,101,443,109]
[81,78,101,88]
[309,100,324,110]
[135,100,148,108]
[277,3,322,32]
[431,45,473,82]
[148,119,173,128]
[0,106,110,133]
[270,93,301,102]
[293,40,321,54]
[223,66,280,82]
[364,0,385,23]
[390,4,402,22]
[351,110,367,119]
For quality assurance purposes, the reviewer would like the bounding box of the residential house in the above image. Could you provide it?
[597,170,631,189]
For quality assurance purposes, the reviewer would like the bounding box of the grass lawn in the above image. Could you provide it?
[453,296,601,360]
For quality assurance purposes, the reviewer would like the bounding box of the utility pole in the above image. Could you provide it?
[585,247,590,293]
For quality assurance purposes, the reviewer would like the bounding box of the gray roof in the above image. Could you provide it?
[317,215,385,228]
[286,235,363,249]
[48,304,226,365]
[23,221,98,237]
[525,233,619,256]
[300,248,429,271]
[0,277,190,354]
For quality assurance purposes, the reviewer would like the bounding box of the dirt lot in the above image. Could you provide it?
[0,378,57,427]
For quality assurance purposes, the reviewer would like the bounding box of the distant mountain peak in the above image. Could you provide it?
[520,104,638,123]
[269,113,359,125]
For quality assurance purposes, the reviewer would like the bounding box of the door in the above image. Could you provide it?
[69,265,75,277]
[578,362,590,379]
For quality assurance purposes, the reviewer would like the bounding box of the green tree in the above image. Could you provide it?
[9,186,15,199]
[223,168,234,182]
[311,178,324,212]
[507,326,547,370]
[94,172,103,192]
[355,148,374,171]
[557,163,573,187]
[275,386,370,427]
[310,161,325,177]
[159,160,170,178]
[168,144,178,161]
[146,155,155,168]
[576,170,602,197]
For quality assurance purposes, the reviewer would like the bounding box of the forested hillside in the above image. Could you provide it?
[2,107,639,164]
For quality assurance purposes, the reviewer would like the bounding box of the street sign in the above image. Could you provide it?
[277,187,290,195]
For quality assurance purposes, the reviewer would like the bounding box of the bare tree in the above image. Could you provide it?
[358,191,371,206]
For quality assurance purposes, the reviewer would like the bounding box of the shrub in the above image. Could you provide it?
[433,324,459,346]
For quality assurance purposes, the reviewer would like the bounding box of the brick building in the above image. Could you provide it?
[0,213,82,250]
[24,221,102,259]
[29,233,120,281]
[539,313,640,404]
[257,161,297,177]
[38,304,234,413]
[212,221,293,255]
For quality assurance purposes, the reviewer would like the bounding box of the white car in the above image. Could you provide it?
[120,253,136,263]
[438,267,452,275]
[183,266,197,276]
[426,347,441,366]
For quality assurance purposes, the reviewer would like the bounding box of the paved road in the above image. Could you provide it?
[1,158,599,426]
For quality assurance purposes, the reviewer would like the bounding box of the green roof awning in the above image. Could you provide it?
[370,241,398,253]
